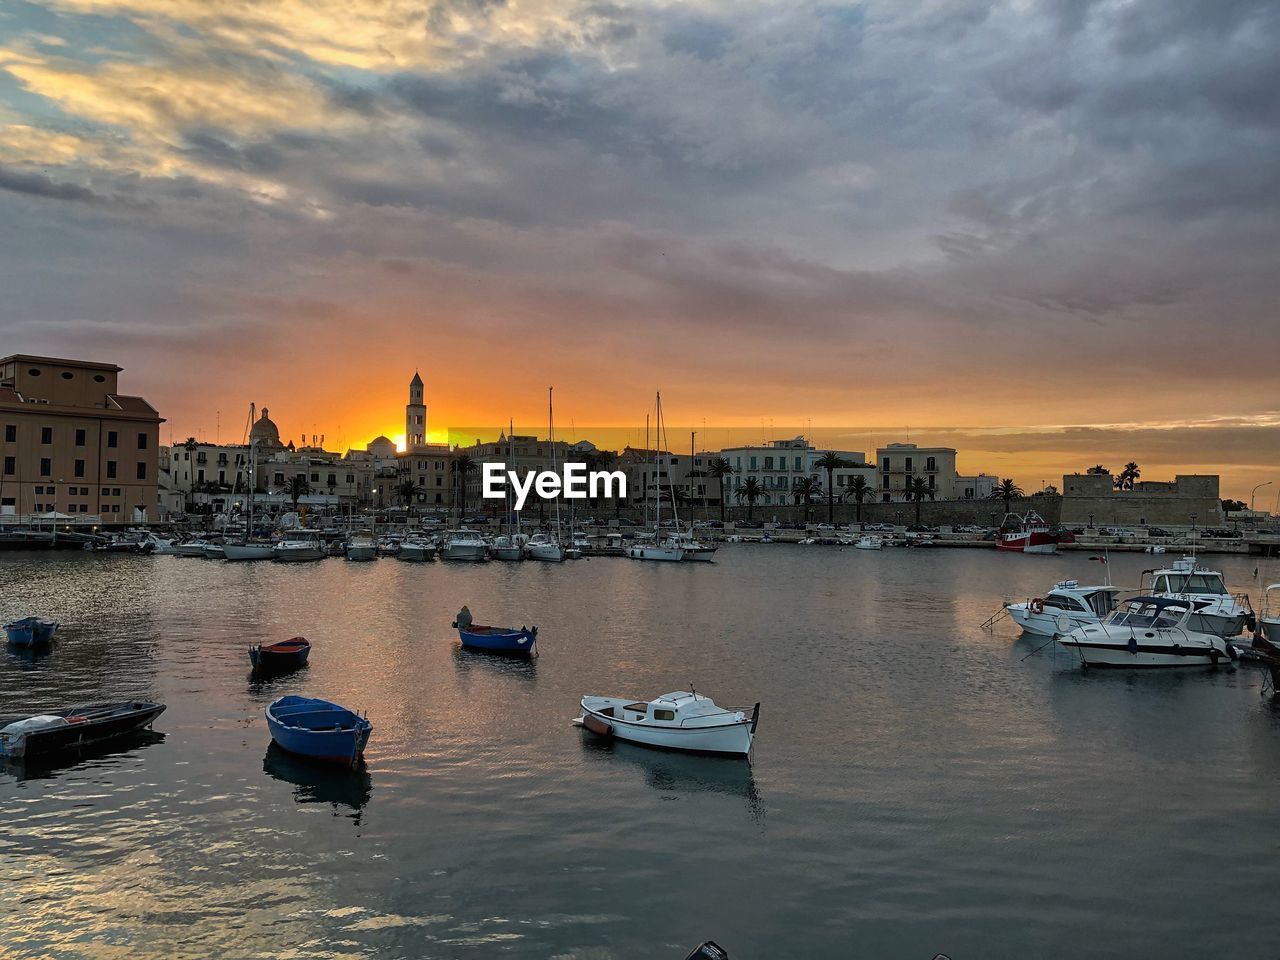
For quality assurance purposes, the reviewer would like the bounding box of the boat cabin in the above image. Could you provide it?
[1042,580,1123,618]
[1105,596,1192,630]
[603,692,739,726]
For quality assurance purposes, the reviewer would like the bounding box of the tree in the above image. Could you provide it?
[990,478,1024,514]
[792,476,819,524]
[1222,499,1247,512]
[907,475,932,525]
[1086,464,1109,475]
[397,478,417,507]
[736,477,762,521]
[814,452,853,526]
[1115,461,1141,490]
[706,457,735,523]
[288,474,311,510]
[451,455,477,515]
[844,474,871,524]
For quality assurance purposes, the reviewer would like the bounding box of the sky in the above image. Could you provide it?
[0,0,1277,502]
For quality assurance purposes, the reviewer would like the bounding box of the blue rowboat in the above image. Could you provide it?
[249,637,311,673]
[265,696,371,766]
[4,617,58,648]
[456,623,538,655]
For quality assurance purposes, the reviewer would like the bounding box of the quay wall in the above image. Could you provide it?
[1059,473,1224,527]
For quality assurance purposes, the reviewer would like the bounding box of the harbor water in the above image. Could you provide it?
[3,547,1279,959]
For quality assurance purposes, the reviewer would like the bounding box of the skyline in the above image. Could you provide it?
[2,1,1278,501]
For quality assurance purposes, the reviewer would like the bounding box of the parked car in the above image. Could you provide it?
[863,522,895,532]
[1099,526,1135,537]
[954,524,985,534]
[906,524,939,533]
[1145,527,1173,538]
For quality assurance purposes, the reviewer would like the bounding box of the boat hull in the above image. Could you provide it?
[345,545,377,561]
[250,638,311,673]
[626,546,686,561]
[0,702,165,759]
[997,531,1058,554]
[441,544,489,561]
[273,545,325,562]
[266,696,371,765]
[680,546,717,562]
[579,702,754,756]
[458,625,537,655]
[1057,625,1232,668]
[397,544,437,561]
[525,543,564,562]
[1007,605,1100,637]
[4,618,57,647]
[223,543,275,561]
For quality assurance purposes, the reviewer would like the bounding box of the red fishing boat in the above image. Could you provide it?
[996,511,1059,554]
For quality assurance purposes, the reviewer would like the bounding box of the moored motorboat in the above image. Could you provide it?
[1260,583,1280,646]
[397,535,437,561]
[0,701,165,759]
[854,534,882,550]
[996,511,1058,554]
[223,541,275,561]
[345,535,377,561]
[440,529,489,562]
[1141,555,1252,638]
[525,532,565,562]
[273,533,326,562]
[249,637,312,673]
[265,696,372,766]
[173,538,212,557]
[576,690,759,756]
[1056,596,1234,668]
[673,534,717,562]
[4,616,58,647]
[454,607,538,655]
[1006,579,1125,637]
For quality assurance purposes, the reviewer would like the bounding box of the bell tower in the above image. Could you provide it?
[406,372,426,448]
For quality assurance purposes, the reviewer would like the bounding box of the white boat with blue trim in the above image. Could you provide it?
[1056,596,1235,668]
[576,690,759,756]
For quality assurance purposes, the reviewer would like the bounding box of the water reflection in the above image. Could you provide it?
[579,736,765,822]
[262,742,372,823]
[451,644,540,681]
[4,729,165,782]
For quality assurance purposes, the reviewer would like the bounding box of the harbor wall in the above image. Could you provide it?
[1058,473,1223,527]
[711,495,1063,527]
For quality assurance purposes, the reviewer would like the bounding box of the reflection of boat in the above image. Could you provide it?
[249,637,311,674]
[1057,596,1234,668]
[996,511,1058,554]
[4,729,164,779]
[0,701,166,759]
[266,696,371,765]
[577,690,759,756]
[581,736,763,811]
[262,742,371,814]
[1005,580,1124,636]
[1141,555,1252,637]
[4,616,58,648]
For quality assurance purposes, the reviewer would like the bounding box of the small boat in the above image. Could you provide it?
[490,535,525,561]
[854,535,882,550]
[626,538,686,561]
[345,535,377,561]
[440,528,489,562]
[397,535,437,561]
[1056,596,1235,668]
[203,541,227,559]
[1142,555,1253,637]
[454,607,537,654]
[273,533,326,562]
[576,690,759,756]
[684,943,730,960]
[525,532,565,562]
[223,541,275,561]
[173,538,212,557]
[0,701,165,759]
[4,617,58,648]
[672,533,717,562]
[1005,579,1124,636]
[376,535,402,556]
[249,637,312,673]
[995,511,1059,554]
[266,696,372,766]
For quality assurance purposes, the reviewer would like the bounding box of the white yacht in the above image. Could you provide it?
[671,533,716,562]
[576,690,760,756]
[440,529,489,562]
[345,534,377,561]
[397,535,437,561]
[1142,556,1252,637]
[525,531,565,562]
[1057,596,1235,668]
[1005,579,1125,637]
[625,534,686,562]
[273,533,326,562]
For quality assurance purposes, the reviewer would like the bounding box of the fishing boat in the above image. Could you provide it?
[249,637,312,673]
[453,607,537,655]
[440,528,489,561]
[273,532,326,562]
[525,531,565,562]
[1141,555,1252,637]
[397,535,437,561]
[4,616,58,648]
[345,534,377,561]
[854,534,882,550]
[575,690,760,756]
[265,696,372,766]
[1056,596,1234,668]
[995,511,1058,554]
[0,701,165,759]
[1005,579,1124,636]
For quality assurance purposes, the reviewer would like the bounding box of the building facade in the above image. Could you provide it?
[720,437,870,507]
[0,354,163,520]
[875,442,958,502]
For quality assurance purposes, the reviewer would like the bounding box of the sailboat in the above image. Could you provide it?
[492,421,525,561]
[526,389,566,562]
[626,392,686,562]
[224,403,276,560]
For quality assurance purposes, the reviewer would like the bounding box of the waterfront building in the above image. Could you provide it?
[618,447,722,510]
[720,437,870,507]
[0,354,162,520]
[875,442,958,502]
[955,473,998,500]
[1060,472,1224,527]
[169,441,250,495]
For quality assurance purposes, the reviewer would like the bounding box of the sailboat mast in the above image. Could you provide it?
[549,387,561,542]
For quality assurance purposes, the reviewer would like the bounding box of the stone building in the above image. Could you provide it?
[0,354,162,520]
[1060,472,1224,527]
[720,437,871,507]
[875,442,958,502]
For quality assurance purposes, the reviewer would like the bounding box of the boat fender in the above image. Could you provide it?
[1210,648,1221,666]
[1031,599,1045,614]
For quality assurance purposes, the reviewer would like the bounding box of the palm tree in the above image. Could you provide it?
[814,451,852,526]
[288,474,310,511]
[907,475,932,525]
[792,476,820,524]
[990,478,1024,514]
[736,477,762,521]
[1087,464,1109,475]
[1116,461,1141,490]
[397,478,417,508]
[844,475,871,524]
[450,455,477,515]
[706,457,734,523]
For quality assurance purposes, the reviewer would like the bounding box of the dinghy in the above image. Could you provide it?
[576,690,759,756]
[266,696,371,766]
[4,617,58,648]
[453,607,537,655]
[0,701,165,759]
[249,637,312,673]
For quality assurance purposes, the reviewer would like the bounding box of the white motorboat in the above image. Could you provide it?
[1142,555,1252,637]
[223,541,275,561]
[1259,584,1280,645]
[376,535,402,556]
[440,529,489,562]
[345,535,377,561]
[141,533,178,554]
[525,532,565,562]
[853,535,882,550]
[490,535,525,561]
[576,690,760,756]
[1005,579,1125,637]
[273,533,326,562]
[1056,596,1235,668]
[397,535,437,561]
[203,542,226,559]
[173,539,211,558]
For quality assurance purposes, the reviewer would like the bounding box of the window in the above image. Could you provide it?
[107,431,118,448]
[101,487,110,497]
[346,474,354,483]
[39,458,51,476]
[274,472,284,485]
[926,456,936,471]
[764,456,774,469]
[138,433,148,450]
[2,457,12,475]
[882,457,890,471]
[75,428,86,446]
[653,709,675,721]
[93,374,105,383]
[74,459,85,478]
[197,469,204,482]
[795,456,803,471]
[60,371,73,380]
[310,473,319,482]
[327,473,336,486]
[41,427,52,444]
[137,462,147,480]
[27,368,41,377]
[112,488,121,496]
[905,457,913,471]
[4,424,14,443]
[107,460,117,479]
[882,474,890,489]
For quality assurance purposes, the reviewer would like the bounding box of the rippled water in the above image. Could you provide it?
[3,547,1280,959]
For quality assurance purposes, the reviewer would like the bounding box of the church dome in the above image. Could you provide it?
[251,407,281,447]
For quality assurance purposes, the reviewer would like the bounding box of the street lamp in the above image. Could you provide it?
[1251,481,1273,513]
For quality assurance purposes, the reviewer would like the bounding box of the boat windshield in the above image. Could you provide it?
[1164,573,1227,595]
[1108,602,1185,629]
